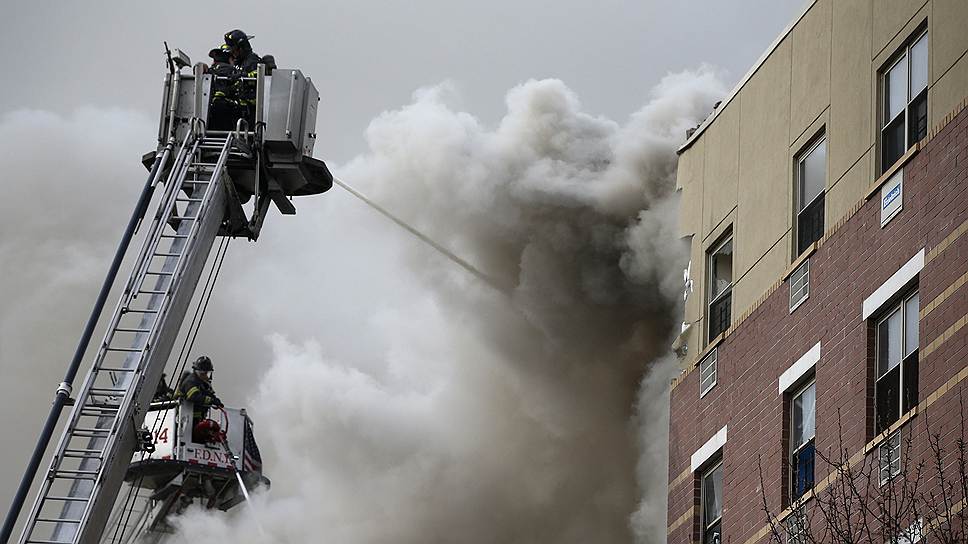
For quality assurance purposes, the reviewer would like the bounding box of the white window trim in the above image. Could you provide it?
[779,342,821,395]
[692,425,728,472]
[862,249,924,320]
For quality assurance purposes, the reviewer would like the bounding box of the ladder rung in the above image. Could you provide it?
[26,539,78,543]
[152,251,183,257]
[61,453,102,460]
[143,270,173,276]
[192,162,218,167]
[79,407,118,416]
[88,388,126,396]
[176,197,205,203]
[123,308,159,314]
[63,448,104,455]
[160,234,189,239]
[114,327,152,333]
[105,346,146,352]
[72,428,111,435]
[44,495,92,502]
[168,215,198,221]
[98,366,137,373]
[34,517,81,524]
[52,470,99,480]
[137,289,167,295]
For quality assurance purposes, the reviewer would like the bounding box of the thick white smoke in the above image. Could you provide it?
[0,68,724,543]
[0,108,155,517]
[170,68,725,543]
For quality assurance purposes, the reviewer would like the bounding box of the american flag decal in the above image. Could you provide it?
[243,418,263,472]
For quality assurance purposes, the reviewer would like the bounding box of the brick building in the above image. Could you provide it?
[667,1,968,542]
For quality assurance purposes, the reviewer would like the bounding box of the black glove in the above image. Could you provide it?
[213,397,225,409]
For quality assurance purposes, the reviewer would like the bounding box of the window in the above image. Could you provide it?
[790,380,816,501]
[707,235,733,343]
[789,259,810,312]
[786,506,807,544]
[699,348,718,398]
[879,430,902,484]
[895,519,925,544]
[881,30,928,173]
[875,291,919,433]
[796,137,826,255]
[701,460,723,544]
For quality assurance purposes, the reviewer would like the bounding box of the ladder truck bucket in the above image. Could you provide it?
[100,401,268,542]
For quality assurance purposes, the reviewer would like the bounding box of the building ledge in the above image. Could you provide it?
[865,145,919,201]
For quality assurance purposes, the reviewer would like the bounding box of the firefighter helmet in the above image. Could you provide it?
[224,29,254,49]
[192,356,214,372]
[209,43,232,62]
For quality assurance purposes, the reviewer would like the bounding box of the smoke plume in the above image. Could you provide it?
[0,68,724,543]
[172,68,724,543]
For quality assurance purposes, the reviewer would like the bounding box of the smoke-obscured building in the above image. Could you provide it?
[668,1,968,542]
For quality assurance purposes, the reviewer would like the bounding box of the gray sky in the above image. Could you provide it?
[0,2,804,541]
[2,0,803,162]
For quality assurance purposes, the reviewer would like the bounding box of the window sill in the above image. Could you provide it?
[773,409,919,523]
[866,145,919,201]
[783,244,817,281]
[863,406,918,456]
[777,493,813,524]
[695,333,725,368]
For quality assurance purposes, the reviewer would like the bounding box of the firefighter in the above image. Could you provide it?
[175,356,224,442]
[223,29,261,75]
[223,29,261,126]
[207,44,243,131]
[153,372,173,402]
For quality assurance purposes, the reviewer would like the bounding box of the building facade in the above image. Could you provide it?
[668,1,968,542]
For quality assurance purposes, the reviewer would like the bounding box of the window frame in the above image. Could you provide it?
[707,233,734,343]
[789,379,816,502]
[879,28,929,174]
[699,348,718,398]
[700,458,724,544]
[794,135,827,257]
[874,289,919,433]
[879,430,902,485]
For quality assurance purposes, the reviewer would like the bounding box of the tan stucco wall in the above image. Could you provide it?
[675,0,968,369]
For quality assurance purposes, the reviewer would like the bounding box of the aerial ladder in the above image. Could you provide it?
[2,49,332,544]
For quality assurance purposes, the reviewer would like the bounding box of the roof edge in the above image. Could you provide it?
[677,0,818,155]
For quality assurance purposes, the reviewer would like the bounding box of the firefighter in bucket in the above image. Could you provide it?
[175,356,226,444]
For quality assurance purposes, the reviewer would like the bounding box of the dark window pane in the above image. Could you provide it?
[797,193,825,255]
[903,354,919,413]
[909,91,927,145]
[882,117,906,172]
[876,366,901,433]
[704,520,722,544]
[791,440,815,500]
[709,291,731,341]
